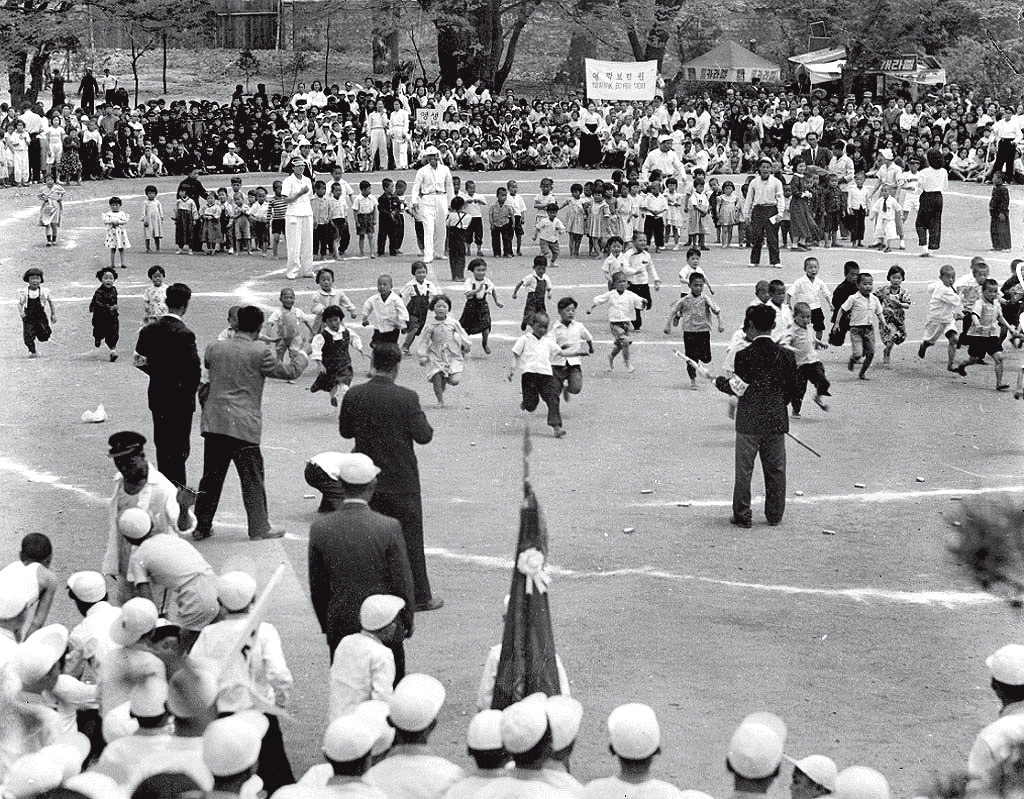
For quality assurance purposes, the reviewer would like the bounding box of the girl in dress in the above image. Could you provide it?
[401,260,439,354]
[613,183,633,242]
[174,187,198,255]
[89,267,120,362]
[60,130,82,186]
[685,177,710,250]
[18,267,56,358]
[716,181,739,248]
[459,257,503,354]
[565,183,587,257]
[143,265,168,325]
[309,305,364,408]
[787,158,819,251]
[142,185,164,253]
[102,196,131,269]
[37,174,65,247]
[44,117,63,180]
[665,177,685,250]
[200,194,223,255]
[875,264,912,364]
[417,295,472,407]
[586,185,609,257]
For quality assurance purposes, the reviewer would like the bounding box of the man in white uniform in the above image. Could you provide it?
[283,156,314,280]
[410,146,454,265]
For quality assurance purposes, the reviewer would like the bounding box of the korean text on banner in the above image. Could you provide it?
[585,59,659,101]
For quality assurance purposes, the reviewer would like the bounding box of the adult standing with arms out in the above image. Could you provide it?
[78,69,98,115]
[283,156,314,280]
[339,343,441,611]
[193,305,308,541]
[715,304,800,528]
[133,283,201,489]
[916,148,948,257]
[743,158,785,269]
[410,145,454,266]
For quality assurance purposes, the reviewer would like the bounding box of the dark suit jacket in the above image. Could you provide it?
[338,375,433,496]
[802,146,831,171]
[734,336,800,436]
[134,315,201,413]
[308,500,416,648]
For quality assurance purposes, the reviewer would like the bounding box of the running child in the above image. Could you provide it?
[955,258,991,346]
[513,256,552,331]
[767,279,793,342]
[829,260,862,346]
[623,231,660,330]
[508,311,566,438]
[601,236,628,289]
[875,264,911,363]
[532,177,565,226]
[788,301,831,416]
[90,266,120,362]
[262,287,314,360]
[18,267,56,358]
[952,278,1022,390]
[361,274,409,348]
[310,305,364,407]
[174,187,198,255]
[142,265,168,325]
[401,261,439,354]
[549,296,594,402]
[534,203,566,268]
[310,267,357,335]
[786,257,831,342]
[833,272,889,379]
[677,247,714,297]
[141,185,163,253]
[37,174,64,247]
[663,272,723,389]
[917,263,963,368]
[102,196,131,269]
[459,257,503,354]
[269,179,287,258]
[417,295,472,407]
[587,271,647,373]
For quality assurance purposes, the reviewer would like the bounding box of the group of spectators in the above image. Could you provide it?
[2,67,1024,186]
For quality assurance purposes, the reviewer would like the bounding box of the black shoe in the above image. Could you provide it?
[917,342,928,359]
[250,529,285,540]
[767,520,782,526]
[729,516,752,529]
[416,597,445,612]
[192,527,212,541]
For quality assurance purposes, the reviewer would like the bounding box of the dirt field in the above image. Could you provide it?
[1,169,1022,795]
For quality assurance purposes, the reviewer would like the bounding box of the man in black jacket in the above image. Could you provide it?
[716,304,800,528]
[133,283,201,488]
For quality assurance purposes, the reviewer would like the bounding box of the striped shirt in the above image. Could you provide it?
[268,195,288,221]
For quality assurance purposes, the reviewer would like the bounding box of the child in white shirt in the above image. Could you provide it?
[361,274,409,348]
[834,272,889,379]
[786,256,832,341]
[533,203,566,268]
[587,271,647,372]
[508,311,566,438]
[918,263,963,369]
[868,185,902,252]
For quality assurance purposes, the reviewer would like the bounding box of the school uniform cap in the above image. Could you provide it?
[14,624,69,685]
[0,579,30,620]
[118,507,153,541]
[833,766,890,799]
[727,722,784,779]
[546,695,583,751]
[1,752,64,799]
[109,597,160,647]
[322,713,385,762]
[388,673,446,731]
[129,676,169,718]
[421,145,441,157]
[354,700,395,757]
[67,571,107,603]
[741,711,787,747]
[203,710,270,777]
[607,703,660,759]
[786,755,838,792]
[500,692,549,753]
[337,453,381,485]
[360,594,405,631]
[107,430,146,458]
[216,571,257,612]
[987,643,1024,685]
[467,709,504,751]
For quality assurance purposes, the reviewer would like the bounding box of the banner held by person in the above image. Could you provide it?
[585,59,658,101]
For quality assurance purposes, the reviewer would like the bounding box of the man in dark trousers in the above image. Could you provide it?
[716,304,800,528]
[308,453,415,677]
[176,166,208,253]
[338,343,441,611]
[78,69,98,116]
[133,283,201,488]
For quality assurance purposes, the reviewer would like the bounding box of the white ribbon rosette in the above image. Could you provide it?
[516,547,551,595]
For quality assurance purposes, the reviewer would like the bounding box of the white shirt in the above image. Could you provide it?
[968,702,1024,791]
[411,162,454,205]
[582,776,682,799]
[622,249,659,286]
[127,535,213,589]
[364,745,464,799]
[512,333,561,376]
[282,173,313,217]
[275,777,388,799]
[328,631,395,720]
[67,601,120,680]
[549,320,593,367]
[311,325,362,362]
[787,275,831,311]
[591,289,646,323]
[361,292,409,332]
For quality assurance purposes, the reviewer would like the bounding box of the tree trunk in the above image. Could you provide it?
[642,0,684,70]
[162,34,168,94]
[131,38,140,106]
[372,1,399,74]
[8,54,28,108]
[27,48,50,104]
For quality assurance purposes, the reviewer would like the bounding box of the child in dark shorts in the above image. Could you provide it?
[953,278,1022,390]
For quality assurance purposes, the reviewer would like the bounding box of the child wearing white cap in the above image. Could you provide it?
[788,753,838,799]
[967,643,1024,790]
[540,695,584,793]
[328,594,407,720]
[582,703,678,798]
[202,710,269,799]
[443,709,508,799]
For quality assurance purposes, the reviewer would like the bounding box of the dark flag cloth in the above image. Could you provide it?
[492,429,562,709]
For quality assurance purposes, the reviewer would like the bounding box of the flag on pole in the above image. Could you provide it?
[491,427,561,709]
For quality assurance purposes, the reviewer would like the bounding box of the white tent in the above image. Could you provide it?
[789,47,846,86]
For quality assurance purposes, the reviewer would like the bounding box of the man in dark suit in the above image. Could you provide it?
[716,304,801,528]
[339,343,441,611]
[133,283,201,488]
[308,453,415,675]
[802,131,831,174]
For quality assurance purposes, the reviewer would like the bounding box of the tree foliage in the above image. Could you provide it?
[0,9,78,107]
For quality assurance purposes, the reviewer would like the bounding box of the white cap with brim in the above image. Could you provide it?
[389,673,446,732]
[168,663,219,718]
[727,722,784,779]
[421,145,440,157]
[354,700,395,757]
[467,709,504,750]
[203,710,269,777]
[14,624,69,685]
[110,597,159,647]
[834,766,890,799]
[500,693,548,754]
[786,754,838,792]
[360,594,405,631]
[1,752,64,799]
[337,453,381,485]
[118,507,153,541]
[878,148,894,160]
[546,695,583,751]
[216,571,257,612]
[67,571,107,604]
[987,644,1024,685]
[608,703,660,760]
[129,676,169,718]
[658,134,672,143]
[741,711,787,748]
[323,714,384,762]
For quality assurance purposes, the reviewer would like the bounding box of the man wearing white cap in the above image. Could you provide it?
[582,703,678,798]
[443,710,509,798]
[363,673,463,799]
[788,754,837,799]
[222,143,247,173]
[640,136,684,185]
[967,643,1024,790]
[410,144,454,264]
[202,711,269,799]
[329,594,407,719]
[725,720,784,797]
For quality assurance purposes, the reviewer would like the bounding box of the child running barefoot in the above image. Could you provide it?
[141,185,164,253]
[875,264,912,364]
[18,267,56,358]
[833,272,889,380]
[361,274,409,349]
[952,278,1022,390]
[37,174,64,247]
[310,267,357,335]
[174,187,198,255]
[102,196,130,269]
[89,267,120,362]
[513,256,552,331]
[459,257,503,354]
[508,311,566,438]
[787,302,832,416]
[663,273,724,389]
[918,263,963,369]
[310,305,364,407]
[549,296,594,403]
[401,261,439,354]
[262,287,314,360]
[142,265,168,326]
[417,295,471,407]
[587,271,647,373]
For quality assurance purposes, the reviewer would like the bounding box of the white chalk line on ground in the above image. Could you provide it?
[635,485,1024,508]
